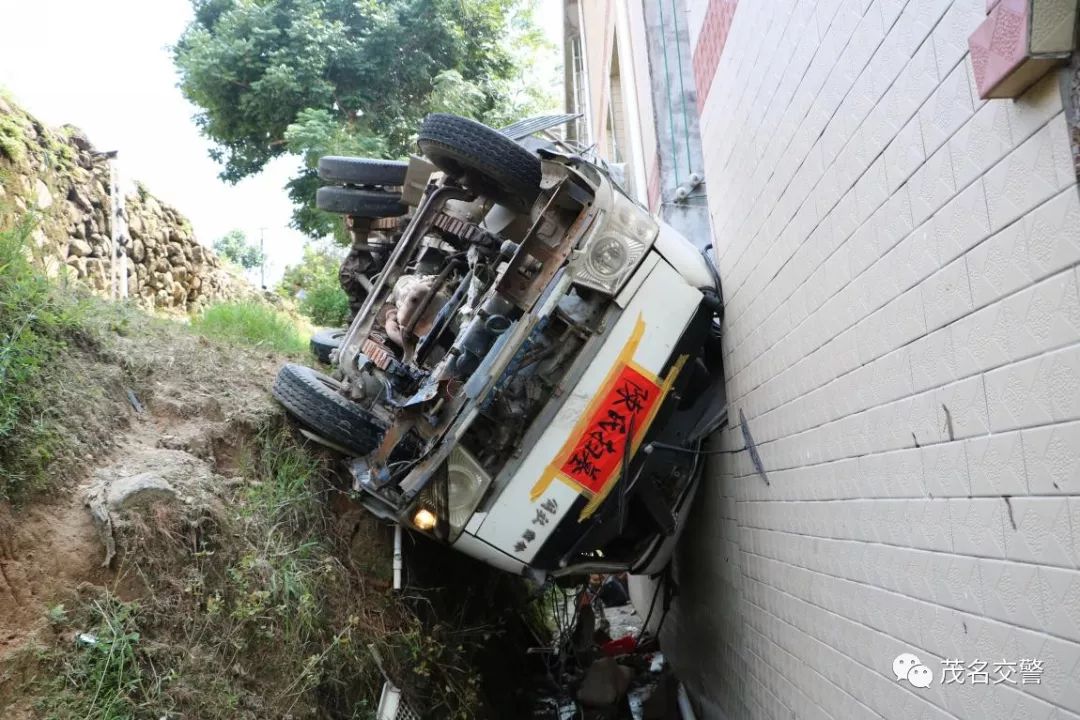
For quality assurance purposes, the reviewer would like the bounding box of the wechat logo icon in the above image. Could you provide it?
[894,653,933,688]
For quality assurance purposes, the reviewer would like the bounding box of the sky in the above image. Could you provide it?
[0,0,563,285]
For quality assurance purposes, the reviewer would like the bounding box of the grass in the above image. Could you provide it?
[42,597,146,720]
[0,208,158,501]
[0,214,94,499]
[191,301,309,355]
[0,112,26,163]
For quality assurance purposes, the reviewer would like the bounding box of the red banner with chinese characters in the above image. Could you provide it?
[557,364,662,494]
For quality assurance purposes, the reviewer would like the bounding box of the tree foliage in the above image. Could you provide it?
[174,0,556,237]
[278,240,350,325]
[212,229,265,270]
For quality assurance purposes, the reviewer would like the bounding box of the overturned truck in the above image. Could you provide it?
[274,113,726,581]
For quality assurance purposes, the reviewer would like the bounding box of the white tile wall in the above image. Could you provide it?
[667,0,1080,717]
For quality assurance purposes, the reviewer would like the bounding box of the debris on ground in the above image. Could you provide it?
[525,573,692,720]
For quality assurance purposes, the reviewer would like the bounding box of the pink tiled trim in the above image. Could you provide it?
[969,0,1029,98]
[692,0,739,112]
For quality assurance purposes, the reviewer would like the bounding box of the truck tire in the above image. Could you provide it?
[318,156,409,186]
[272,363,387,455]
[310,328,346,364]
[316,186,408,217]
[417,113,541,211]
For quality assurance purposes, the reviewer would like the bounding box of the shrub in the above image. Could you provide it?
[298,277,350,327]
[190,301,308,355]
[279,240,350,327]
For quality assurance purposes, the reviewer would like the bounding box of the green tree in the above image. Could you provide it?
[213,229,266,270]
[278,240,350,326]
[174,0,556,238]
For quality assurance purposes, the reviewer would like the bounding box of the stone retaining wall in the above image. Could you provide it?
[0,94,256,311]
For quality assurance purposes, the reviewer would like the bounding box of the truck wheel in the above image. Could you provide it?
[271,363,387,455]
[316,186,408,217]
[417,113,541,212]
[309,328,346,364]
[318,156,409,186]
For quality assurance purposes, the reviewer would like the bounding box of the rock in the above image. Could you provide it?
[131,238,145,262]
[74,261,88,278]
[69,186,94,212]
[41,255,65,279]
[68,239,92,257]
[86,260,107,290]
[105,473,178,511]
[86,447,219,566]
[34,179,53,209]
[59,263,79,284]
[64,126,93,151]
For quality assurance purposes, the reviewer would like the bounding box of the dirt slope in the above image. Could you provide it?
[0,304,533,719]
[0,312,282,675]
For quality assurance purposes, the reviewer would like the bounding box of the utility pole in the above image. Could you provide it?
[97,150,127,300]
[259,227,267,289]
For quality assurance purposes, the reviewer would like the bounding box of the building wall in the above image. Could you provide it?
[639,0,711,239]
[572,0,660,207]
[578,0,614,151]
[665,0,1080,718]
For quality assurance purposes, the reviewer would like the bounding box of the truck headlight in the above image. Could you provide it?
[587,235,630,277]
[569,184,658,295]
[445,446,492,538]
[412,446,491,541]
[412,508,438,531]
